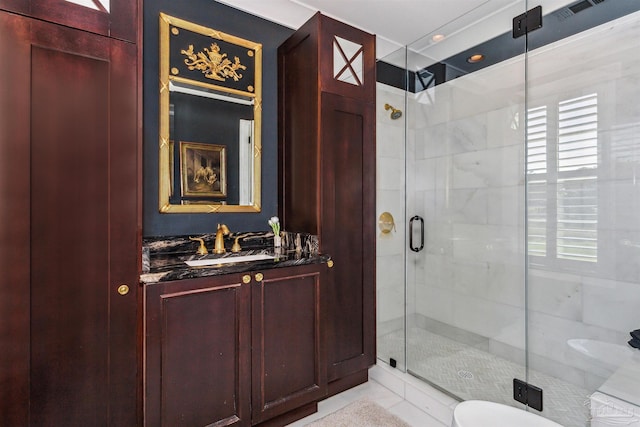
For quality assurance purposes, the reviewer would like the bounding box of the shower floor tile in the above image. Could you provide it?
[379,327,591,427]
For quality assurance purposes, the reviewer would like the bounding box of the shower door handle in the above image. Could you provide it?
[409,215,424,252]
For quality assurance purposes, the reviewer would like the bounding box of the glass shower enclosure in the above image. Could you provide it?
[376,1,640,426]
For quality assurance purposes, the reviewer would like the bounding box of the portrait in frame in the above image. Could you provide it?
[180,141,227,198]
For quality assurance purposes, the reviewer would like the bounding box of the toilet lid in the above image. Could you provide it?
[452,400,564,427]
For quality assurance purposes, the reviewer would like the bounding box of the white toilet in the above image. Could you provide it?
[452,400,564,427]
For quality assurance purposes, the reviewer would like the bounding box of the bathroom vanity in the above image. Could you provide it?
[141,234,332,426]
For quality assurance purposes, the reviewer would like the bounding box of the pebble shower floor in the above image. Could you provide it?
[378,327,591,426]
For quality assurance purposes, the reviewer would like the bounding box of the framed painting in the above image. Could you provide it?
[180,141,227,198]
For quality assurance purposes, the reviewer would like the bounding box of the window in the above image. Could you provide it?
[527,93,598,265]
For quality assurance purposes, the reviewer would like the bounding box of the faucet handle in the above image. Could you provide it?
[231,237,242,253]
[189,237,208,255]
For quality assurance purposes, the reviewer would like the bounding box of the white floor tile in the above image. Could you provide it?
[286,375,446,426]
[388,400,448,427]
[341,381,404,409]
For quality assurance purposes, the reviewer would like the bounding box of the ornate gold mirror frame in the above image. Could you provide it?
[159,13,262,213]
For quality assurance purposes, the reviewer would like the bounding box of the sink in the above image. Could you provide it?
[185,253,276,267]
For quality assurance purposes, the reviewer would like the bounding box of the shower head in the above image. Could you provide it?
[384,103,402,120]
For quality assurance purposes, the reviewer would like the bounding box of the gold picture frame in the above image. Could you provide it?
[180,141,226,198]
[158,13,262,213]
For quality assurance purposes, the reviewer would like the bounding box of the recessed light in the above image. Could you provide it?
[467,54,485,63]
[431,34,445,42]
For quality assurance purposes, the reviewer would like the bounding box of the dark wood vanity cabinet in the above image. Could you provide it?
[251,264,326,425]
[278,13,376,395]
[144,273,251,427]
[0,7,140,427]
[144,263,327,427]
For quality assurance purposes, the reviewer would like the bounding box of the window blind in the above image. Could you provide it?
[527,106,548,257]
[557,94,598,262]
[526,93,598,264]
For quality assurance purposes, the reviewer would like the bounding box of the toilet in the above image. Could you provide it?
[452,400,564,427]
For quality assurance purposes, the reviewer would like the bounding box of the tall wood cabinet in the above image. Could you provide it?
[0,0,137,42]
[278,13,376,395]
[0,3,140,425]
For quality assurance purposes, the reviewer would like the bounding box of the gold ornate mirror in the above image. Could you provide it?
[159,13,262,213]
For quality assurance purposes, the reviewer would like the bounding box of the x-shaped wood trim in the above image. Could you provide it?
[90,0,108,13]
[333,36,364,86]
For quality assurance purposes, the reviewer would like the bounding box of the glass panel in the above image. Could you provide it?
[376,46,408,371]
[526,3,640,425]
[403,0,528,407]
[65,0,109,13]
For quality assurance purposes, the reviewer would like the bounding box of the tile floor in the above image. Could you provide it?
[287,364,453,426]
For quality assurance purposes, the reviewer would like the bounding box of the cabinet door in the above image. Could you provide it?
[0,11,139,426]
[320,92,376,382]
[0,0,136,42]
[251,264,326,424]
[145,275,251,427]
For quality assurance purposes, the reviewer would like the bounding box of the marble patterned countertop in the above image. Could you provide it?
[140,231,330,284]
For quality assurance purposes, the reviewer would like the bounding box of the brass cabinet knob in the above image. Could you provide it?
[254,273,264,282]
[242,275,251,284]
[117,284,130,295]
[327,260,334,268]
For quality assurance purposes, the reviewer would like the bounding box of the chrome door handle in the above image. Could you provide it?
[409,215,424,252]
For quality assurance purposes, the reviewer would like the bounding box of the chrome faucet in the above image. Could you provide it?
[213,224,230,254]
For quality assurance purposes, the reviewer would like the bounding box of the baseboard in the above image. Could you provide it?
[326,369,369,398]
[253,402,318,427]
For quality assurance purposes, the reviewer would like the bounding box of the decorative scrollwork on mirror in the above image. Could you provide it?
[159,13,262,213]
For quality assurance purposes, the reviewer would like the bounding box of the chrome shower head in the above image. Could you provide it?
[384,103,402,120]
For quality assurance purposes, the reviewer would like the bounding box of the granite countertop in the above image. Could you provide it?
[140,231,330,284]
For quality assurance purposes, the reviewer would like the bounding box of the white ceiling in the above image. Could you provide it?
[215,0,574,60]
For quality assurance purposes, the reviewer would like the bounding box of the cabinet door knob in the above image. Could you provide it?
[254,273,264,282]
[242,275,251,284]
[327,260,334,268]
[117,284,130,295]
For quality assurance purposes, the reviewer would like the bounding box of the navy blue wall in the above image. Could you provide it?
[143,0,294,237]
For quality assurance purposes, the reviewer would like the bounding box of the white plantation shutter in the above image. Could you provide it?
[527,106,548,257]
[527,93,598,265]
[557,94,598,262]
